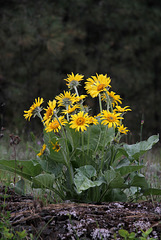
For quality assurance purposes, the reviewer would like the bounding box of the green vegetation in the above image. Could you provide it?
[118,227,157,240]
[0,73,160,204]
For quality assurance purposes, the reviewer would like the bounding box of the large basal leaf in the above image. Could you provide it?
[142,188,161,196]
[122,135,159,160]
[0,160,42,181]
[38,158,63,177]
[116,165,144,176]
[75,165,97,178]
[74,173,103,193]
[32,173,55,190]
[103,169,127,189]
[104,189,127,202]
[130,173,149,189]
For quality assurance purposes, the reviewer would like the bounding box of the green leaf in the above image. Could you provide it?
[116,165,144,176]
[32,173,55,190]
[14,179,25,195]
[76,165,97,178]
[74,167,103,193]
[103,169,127,188]
[142,188,161,196]
[65,123,80,150]
[129,232,136,238]
[131,173,149,189]
[16,230,27,238]
[0,160,42,181]
[141,228,153,238]
[123,135,159,160]
[38,158,63,176]
[118,229,129,237]
[74,175,103,193]
[84,124,115,151]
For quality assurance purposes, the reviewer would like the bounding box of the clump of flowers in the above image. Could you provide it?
[23,73,159,202]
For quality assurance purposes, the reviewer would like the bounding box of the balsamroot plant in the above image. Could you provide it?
[0,73,159,202]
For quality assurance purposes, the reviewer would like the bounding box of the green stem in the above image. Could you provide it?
[37,111,45,126]
[81,131,85,164]
[93,122,102,156]
[100,125,108,172]
[105,92,113,112]
[74,86,79,97]
[65,105,69,121]
[98,93,103,112]
[87,127,90,156]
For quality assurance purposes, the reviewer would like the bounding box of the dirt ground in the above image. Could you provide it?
[0,186,161,240]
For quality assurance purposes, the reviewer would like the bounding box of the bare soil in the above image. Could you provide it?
[0,186,161,240]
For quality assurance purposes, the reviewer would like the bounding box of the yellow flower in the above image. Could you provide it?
[114,105,131,113]
[62,105,80,115]
[64,72,84,89]
[88,116,98,125]
[37,144,47,157]
[24,97,44,121]
[118,124,129,134]
[43,100,56,123]
[100,110,122,128]
[107,91,122,106]
[45,116,67,132]
[55,91,77,107]
[69,111,90,132]
[75,95,87,103]
[51,141,61,152]
[85,73,111,98]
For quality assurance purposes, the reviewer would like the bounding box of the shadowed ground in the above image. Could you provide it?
[0,186,161,239]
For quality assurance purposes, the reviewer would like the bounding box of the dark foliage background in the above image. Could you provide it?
[0,0,161,141]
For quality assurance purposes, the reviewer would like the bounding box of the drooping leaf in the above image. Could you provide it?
[32,173,55,190]
[38,158,63,177]
[116,165,144,176]
[142,188,161,196]
[0,160,42,181]
[131,173,149,189]
[122,135,159,160]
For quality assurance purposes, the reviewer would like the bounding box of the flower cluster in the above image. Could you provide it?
[24,73,131,156]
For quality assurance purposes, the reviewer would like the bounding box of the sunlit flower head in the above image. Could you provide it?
[24,97,44,121]
[51,141,61,152]
[69,111,90,132]
[118,124,129,134]
[45,116,67,132]
[114,105,131,113]
[43,100,56,123]
[107,91,122,106]
[75,95,87,103]
[55,91,77,107]
[64,72,84,89]
[62,104,80,115]
[100,110,122,128]
[88,116,98,125]
[37,144,47,157]
[85,73,111,98]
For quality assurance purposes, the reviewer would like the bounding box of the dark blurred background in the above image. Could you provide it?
[0,0,161,141]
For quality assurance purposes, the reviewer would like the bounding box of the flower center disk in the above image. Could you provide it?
[97,84,106,91]
[76,117,85,125]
